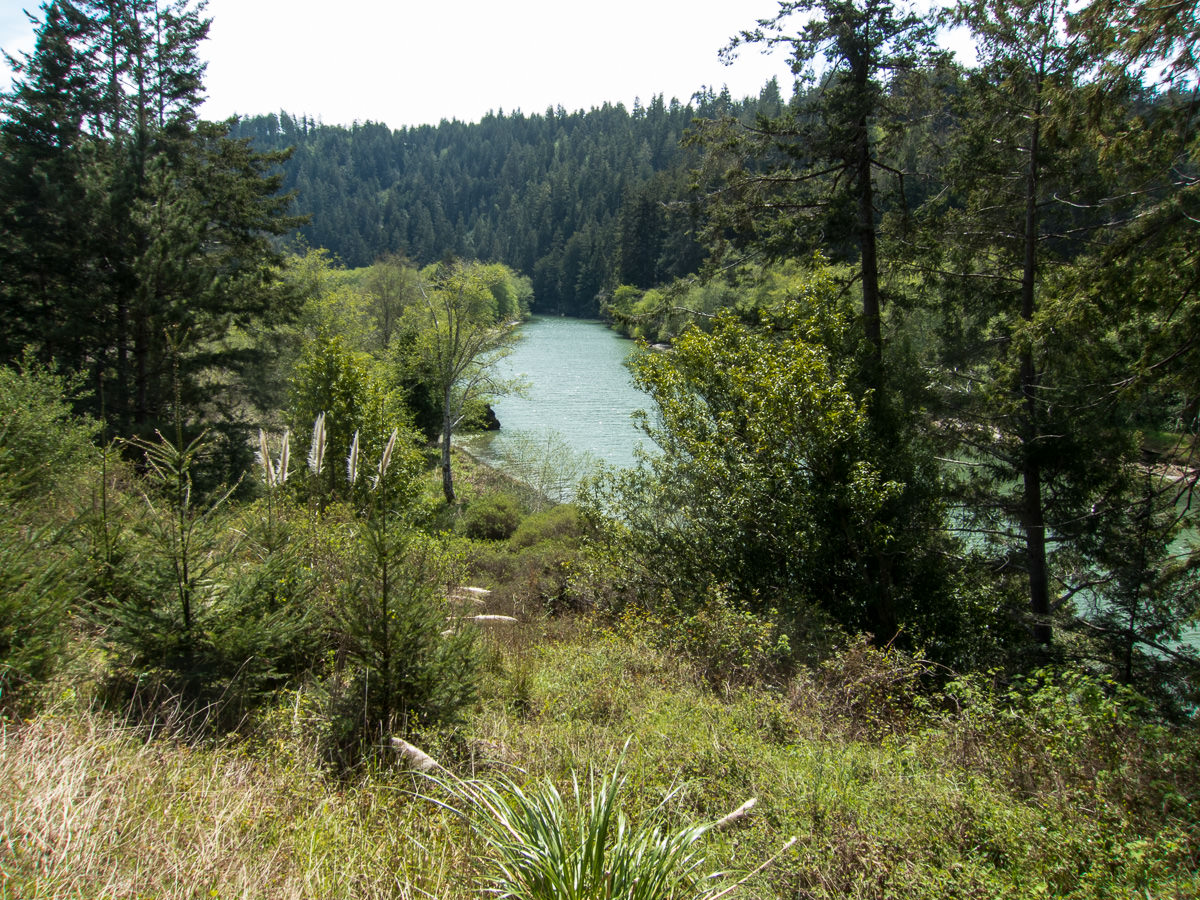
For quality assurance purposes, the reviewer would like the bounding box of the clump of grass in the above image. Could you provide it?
[425,745,775,900]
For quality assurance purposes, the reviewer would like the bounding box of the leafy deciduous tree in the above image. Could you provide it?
[404,261,522,503]
[588,265,980,661]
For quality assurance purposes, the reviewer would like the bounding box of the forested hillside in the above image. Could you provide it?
[227,84,784,314]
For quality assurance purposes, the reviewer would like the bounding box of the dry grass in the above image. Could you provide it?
[0,707,468,900]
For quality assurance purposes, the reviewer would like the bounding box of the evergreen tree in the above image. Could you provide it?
[0,2,99,368]
[921,0,1140,647]
[683,1,960,642]
[0,0,302,439]
[700,0,943,373]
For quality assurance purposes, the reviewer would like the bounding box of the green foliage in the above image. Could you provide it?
[0,1,302,437]
[0,353,97,499]
[402,259,524,502]
[588,264,974,662]
[298,429,481,749]
[511,504,583,549]
[95,430,316,723]
[459,496,585,617]
[328,527,479,743]
[5,612,1200,899]
[227,96,731,314]
[0,514,79,707]
[461,492,525,541]
[427,749,728,900]
[913,0,1196,657]
[0,360,97,700]
[287,334,414,499]
[635,593,794,690]
[1065,469,1200,715]
[87,416,467,738]
[287,247,376,347]
[207,521,319,715]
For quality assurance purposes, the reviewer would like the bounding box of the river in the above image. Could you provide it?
[464,315,1198,655]
[463,316,651,482]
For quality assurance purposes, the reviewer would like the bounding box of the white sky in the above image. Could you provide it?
[2,1,973,129]
[1,0,801,128]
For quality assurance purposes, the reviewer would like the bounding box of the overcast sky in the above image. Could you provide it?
[2,0,813,128]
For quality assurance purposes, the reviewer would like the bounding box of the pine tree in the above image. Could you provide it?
[0,2,99,369]
[918,0,1178,648]
[686,1,959,642]
[700,0,943,374]
[0,0,302,438]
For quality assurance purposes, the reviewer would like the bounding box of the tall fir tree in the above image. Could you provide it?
[0,2,98,369]
[700,0,943,374]
[687,1,959,642]
[0,0,301,439]
[919,0,1149,647]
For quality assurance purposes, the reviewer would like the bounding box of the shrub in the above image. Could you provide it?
[639,590,794,690]
[0,353,97,501]
[462,492,524,541]
[96,431,320,727]
[510,504,582,548]
[0,358,97,706]
[0,515,80,707]
[324,505,480,753]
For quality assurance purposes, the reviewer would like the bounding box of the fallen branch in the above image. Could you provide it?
[713,797,757,830]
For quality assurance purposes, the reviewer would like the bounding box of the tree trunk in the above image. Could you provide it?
[441,386,456,503]
[1021,68,1052,646]
[116,294,130,431]
[853,64,892,637]
[856,114,882,376]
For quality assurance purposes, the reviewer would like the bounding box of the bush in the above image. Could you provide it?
[0,356,95,706]
[0,353,97,501]
[0,515,80,707]
[324,524,480,756]
[462,492,524,541]
[638,590,793,690]
[510,504,582,548]
[95,431,321,727]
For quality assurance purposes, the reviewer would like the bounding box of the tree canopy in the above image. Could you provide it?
[0,0,302,441]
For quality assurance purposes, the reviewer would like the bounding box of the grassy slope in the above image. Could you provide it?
[3,452,1198,899]
[4,615,1198,900]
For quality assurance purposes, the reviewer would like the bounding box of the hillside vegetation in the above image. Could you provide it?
[2,1,1199,898]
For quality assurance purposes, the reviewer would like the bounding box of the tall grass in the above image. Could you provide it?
[0,703,465,899]
[5,617,1200,899]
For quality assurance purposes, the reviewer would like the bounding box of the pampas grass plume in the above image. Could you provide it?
[347,430,360,486]
[308,412,326,476]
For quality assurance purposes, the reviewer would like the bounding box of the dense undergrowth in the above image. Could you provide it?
[2,362,1199,900]
[4,616,1199,899]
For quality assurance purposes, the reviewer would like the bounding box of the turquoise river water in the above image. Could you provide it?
[463,315,1197,653]
[463,316,651,472]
